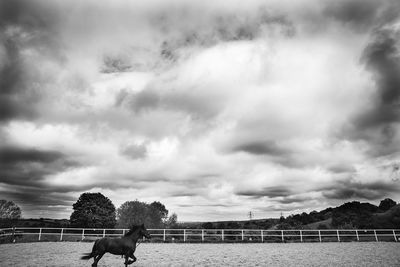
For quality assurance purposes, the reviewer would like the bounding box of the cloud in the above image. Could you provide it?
[1,0,400,220]
[236,186,292,198]
[0,0,64,122]
[230,140,290,157]
[323,0,383,31]
[121,143,147,160]
[341,10,400,157]
[0,146,65,164]
[0,145,80,188]
[322,179,400,200]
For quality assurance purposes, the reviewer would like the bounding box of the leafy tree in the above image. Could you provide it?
[165,213,178,228]
[150,201,169,222]
[0,200,21,219]
[70,193,116,228]
[331,201,377,229]
[117,200,169,228]
[379,198,397,212]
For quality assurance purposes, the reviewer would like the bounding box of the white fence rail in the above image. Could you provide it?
[1,228,399,243]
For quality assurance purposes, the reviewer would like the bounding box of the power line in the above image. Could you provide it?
[248,211,253,220]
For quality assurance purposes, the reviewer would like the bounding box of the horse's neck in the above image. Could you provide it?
[124,231,140,243]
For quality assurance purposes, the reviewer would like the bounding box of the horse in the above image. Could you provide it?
[81,224,151,266]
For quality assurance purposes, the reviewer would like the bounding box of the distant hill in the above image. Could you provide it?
[190,198,399,230]
[372,204,400,228]
[0,218,70,228]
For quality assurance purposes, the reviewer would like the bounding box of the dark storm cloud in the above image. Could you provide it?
[119,84,224,120]
[323,0,382,30]
[125,90,160,113]
[322,179,399,200]
[331,0,400,156]
[236,186,292,198]
[0,146,64,164]
[0,0,63,121]
[101,55,133,73]
[120,143,147,160]
[152,6,295,60]
[177,203,234,208]
[0,33,36,121]
[0,146,79,187]
[231,140,290,156]
[343,24,400,156]
[276,196,311,205]
[327,163,356,174]
[0,190,75,207]
[362,28,400,123]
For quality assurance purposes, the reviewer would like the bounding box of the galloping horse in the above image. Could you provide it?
[81,224,151,266]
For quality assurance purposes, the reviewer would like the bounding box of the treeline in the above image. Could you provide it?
[277,198,399,229]
[2,196,399,229]
[69,192,178,229]
[196,198,399,230]
[0,193,178,229]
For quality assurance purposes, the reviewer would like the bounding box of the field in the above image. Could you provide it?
[1,242,400,266]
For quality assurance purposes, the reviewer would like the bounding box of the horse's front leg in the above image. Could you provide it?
[124,254,131,267]
[122,251,136,265]
[130,254,137,264]
[128,251,137,264]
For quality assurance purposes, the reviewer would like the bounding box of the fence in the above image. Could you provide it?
[0,228,399,243]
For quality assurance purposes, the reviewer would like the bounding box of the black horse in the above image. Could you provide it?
[81,224,151,266]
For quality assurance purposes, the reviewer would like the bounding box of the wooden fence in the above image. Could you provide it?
[1,227,399,243]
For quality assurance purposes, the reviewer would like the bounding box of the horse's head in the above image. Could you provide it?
[137,224,151,239]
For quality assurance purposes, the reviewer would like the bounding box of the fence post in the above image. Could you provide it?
[202,230,204,242]
[82,229,85,240]
[163,229,166,242]
[281,230,284,242]
[300,230,303,242]
[12,227,15,243]
[38,228,42,241]
[60,228,64,241]
[242,230,244,241]
[319,230,322,242]
[221,230,224,242]
[103,229,106,238]
[356,230,359,241]
[336,230,340,242]
[183,229,186,242]
[374,230,378,242]
[393,230,397,242]
[261,230,264,243]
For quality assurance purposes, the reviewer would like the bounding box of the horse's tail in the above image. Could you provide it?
[81,252,94,260]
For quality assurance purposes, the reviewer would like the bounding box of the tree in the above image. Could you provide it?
[379,198,397,212]
[117,200,169,228]
[165,213,178,228]
[70,193,116,228]
[150,201,169,222]
[0,200,21,219]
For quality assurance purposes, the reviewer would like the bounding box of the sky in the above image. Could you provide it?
[0,0,400,221]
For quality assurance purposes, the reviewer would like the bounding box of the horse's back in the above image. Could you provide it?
[95,237,134,255]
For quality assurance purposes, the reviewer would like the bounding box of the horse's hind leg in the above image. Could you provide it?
[92,253,104,267]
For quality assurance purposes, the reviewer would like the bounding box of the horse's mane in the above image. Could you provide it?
[124,225,141,237]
